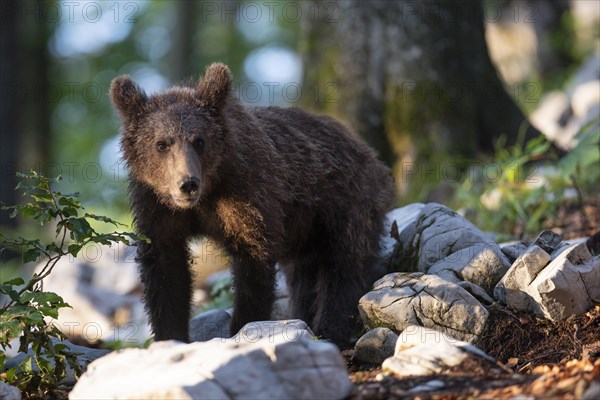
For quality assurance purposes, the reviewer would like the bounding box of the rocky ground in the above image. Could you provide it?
[343,204,599,400]
[347,305,600,400]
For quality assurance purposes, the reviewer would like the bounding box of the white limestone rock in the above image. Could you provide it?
[382,325,496,377]
[495,243,600,321]
[358,272,489,343]
[189,309,231,342]
[352,327,398,365]
[392,203,499,274]
[32,245,150,343]
[427,243,511,292]
[530,244,599,320]
[69,320,352,400]
[379,204,425,258]
[0,381,21,400]
[500,241,530,264]
[494,245,551,310]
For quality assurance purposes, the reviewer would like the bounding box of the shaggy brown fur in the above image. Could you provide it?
[110,63,395,346]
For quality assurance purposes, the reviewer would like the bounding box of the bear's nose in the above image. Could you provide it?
[179,177,200,195]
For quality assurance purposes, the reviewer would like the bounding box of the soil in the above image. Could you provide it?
[552,203,599,241]
[346,305,600,399]
[509,202,599,244]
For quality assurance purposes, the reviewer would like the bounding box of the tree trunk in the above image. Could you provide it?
[0,0,51,230]
[300,0,542,192]
[0,1,19,229]
[21,0,51,171]
[169,0,197,81]
[529,0,574,75]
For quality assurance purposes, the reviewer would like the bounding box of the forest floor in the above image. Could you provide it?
[346,305,600,400]
[347,202,600,400]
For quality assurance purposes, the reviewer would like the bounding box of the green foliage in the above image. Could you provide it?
[452,130,588,240]
[0,172,146,396]
[102,337,153,351]
[202,275,234,312]
[558,118,600,189]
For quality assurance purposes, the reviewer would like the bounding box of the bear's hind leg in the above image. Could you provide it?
[310,236,374,348]
[283,254,320,325]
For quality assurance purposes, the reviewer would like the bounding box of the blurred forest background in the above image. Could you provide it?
[1,0,599,239]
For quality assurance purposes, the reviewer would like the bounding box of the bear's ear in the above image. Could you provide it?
[109,75,148,120]
[196,63,232,109]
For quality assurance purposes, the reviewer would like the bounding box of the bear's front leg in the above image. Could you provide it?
[229,253,277,335]
[215,197,282,335]
[137,237,192,342]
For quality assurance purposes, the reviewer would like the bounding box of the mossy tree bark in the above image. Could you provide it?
[300,0,542,194]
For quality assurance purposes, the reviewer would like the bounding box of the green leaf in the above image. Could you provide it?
[1,286,20,302]
[21,355,33,372]
[62,206,79,217]
[2,277,25,286]
[67,243,82,256]
[4,367,16,382]
[53,343,67,352]
[0,318,22,343]
[15,180,31,190]
[558,121,600,175]
[58,196,82,209]
[31,194,53,203]
[21,291,68,309]
[90,236,111,245]
[38,306,59,319]
[36,354,52,374]
[25,310,44,324]
[21,204,42,219]
[45,242,59,254]
[84,213,126,227]
[66,217,94,241]
[23,248,42,263]
[19,292,37,303]
[524,135,550,156]
[35,291,66,305]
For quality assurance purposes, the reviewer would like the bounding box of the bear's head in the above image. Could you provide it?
[110,63,233,209]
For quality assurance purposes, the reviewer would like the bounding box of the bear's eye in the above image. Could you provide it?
[156,141,169,152]
[192,137,204,152]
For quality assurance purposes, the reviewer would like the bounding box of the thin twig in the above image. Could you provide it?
[581,314,599,330]
[517,350,563,372]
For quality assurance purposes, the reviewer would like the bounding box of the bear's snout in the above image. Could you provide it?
[179,176,200,196]
[171,176,201,208]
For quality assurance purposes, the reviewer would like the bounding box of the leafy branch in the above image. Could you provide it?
[0,171,147,396]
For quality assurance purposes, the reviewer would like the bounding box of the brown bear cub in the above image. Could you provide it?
[110,63,395,347]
